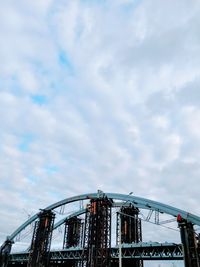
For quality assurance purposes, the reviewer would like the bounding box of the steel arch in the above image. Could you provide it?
[8,192,200,241]
[53,209,86,230]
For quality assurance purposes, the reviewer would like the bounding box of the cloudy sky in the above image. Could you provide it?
[1,0,200,265]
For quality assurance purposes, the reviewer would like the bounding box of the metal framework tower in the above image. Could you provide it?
[62,217,83,267]
[63,217,82,249]
[177,214,200,267]
[27,210,55,267]
[0,239,13,267]
[116,205,143,267]
[82,197,112,267]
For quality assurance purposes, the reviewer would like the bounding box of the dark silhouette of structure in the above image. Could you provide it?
[116,205,143,267]
[177,214,200,267]
[63,217,82,249]
[27,210,55,267]
[82,197,112,267]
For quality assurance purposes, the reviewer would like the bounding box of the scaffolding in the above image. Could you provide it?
[116,205,143,267]
[27,210,55,267]
[63,217,82,248]
[0,239,13,267]
[82,197,112,267]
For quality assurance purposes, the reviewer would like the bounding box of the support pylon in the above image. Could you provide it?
[0,239,13,267]
[82,197,112,267]
[177,214,200,267]
[63,217,82,249]
[117,205,143,267]
[28,209,55,267]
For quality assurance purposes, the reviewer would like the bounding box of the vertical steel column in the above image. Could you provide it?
[116,205,143,267]
[63,217,82,267]
[0,239,13,267]
[82,197,112,267]
[177,214,200,267]
[81,207,90,267]
[63,217,82,248]
[27,209,55,267]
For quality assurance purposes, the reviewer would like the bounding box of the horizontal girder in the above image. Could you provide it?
[8,243,183,262]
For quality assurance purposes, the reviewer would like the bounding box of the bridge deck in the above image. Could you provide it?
[9,242,183,264]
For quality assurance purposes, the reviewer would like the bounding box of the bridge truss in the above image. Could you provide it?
[1,191,200,267]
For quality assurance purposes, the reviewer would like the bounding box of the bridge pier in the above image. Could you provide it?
[63,216,82,267]
[27,209,55,267]
[63,216,82,249]
[117,205,143,267]
[82,197,112,267]
[177,214,200,267]
[0,239,13,267]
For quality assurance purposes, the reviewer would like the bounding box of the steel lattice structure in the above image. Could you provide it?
[117,205,143,267]
[63,217,82,249]
[7,192,200,242]
[8,243,184,262]
[82,197,112,267]
[27,210,55,267]
[1,191,200,267]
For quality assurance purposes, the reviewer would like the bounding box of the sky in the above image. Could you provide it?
[1,0,200,266]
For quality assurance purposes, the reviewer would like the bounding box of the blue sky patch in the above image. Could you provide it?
[59,51,74,75]
[44,165,59,175]
[121,0,141,15]
[27,175,39,182]
[18,134,35,152]
[31,95,47,105]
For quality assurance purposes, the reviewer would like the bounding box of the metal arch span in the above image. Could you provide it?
[45,192,200,225]
[53,209,86,230]
[8,192,200,241]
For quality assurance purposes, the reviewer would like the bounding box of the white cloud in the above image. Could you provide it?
[1,3,200,267]
[18,69,39,93]
[151,115,169,130]
[181,106,200,138]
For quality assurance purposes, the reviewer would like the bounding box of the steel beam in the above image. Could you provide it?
[8,243,184,264]
[7,192,200,242]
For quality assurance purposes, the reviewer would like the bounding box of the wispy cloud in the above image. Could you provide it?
[1,2,200,266]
